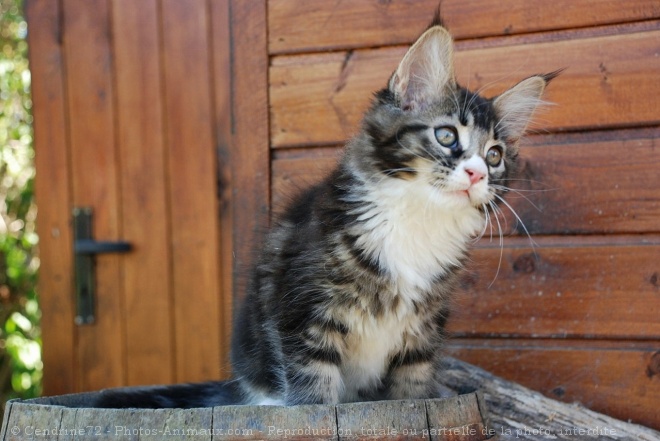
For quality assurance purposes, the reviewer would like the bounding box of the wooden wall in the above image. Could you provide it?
[267,0,660,429]
[26,0,659,430]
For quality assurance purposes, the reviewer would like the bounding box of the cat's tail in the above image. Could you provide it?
[93,380,243,408]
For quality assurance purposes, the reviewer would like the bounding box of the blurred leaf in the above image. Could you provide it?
[1,0,42,408]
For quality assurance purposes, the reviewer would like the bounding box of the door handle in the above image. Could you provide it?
[73,207,132,325]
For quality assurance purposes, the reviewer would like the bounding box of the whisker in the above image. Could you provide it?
[491,177,557,190]
[491,184,543,212]
[473,203,490,243]
[487,192,509,232]
[487,200,505,289]
[493,193,538,250]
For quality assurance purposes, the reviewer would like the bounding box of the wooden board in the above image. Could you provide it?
[62,0,124,391]
[336,400,428,440]
[446,340,660,430]
[501,129,660,235]
[24,0,76,396]
[161,0,222,382]
[229,0,271,301]
[271,128,660,235]
[449,235,660,339]
[270,24,660,148]
[0,393,493,441]
[111,0,173,387]
[268,0,660,53]
[210,0,235,376]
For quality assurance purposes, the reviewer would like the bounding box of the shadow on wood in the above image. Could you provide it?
[2,358,658,440]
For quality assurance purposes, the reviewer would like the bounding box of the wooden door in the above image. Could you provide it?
[26,0,268,394]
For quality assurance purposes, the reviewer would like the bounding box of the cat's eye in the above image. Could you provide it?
[486,146,503,167]
[434,126,458,150]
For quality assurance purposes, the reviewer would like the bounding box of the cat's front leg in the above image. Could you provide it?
[280,328,345,405]
[284,359,344,405]
[386,346,443,400]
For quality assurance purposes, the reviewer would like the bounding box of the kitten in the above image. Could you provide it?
[96,15,557,408]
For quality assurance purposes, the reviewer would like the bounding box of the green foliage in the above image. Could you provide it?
[0,0,42,410]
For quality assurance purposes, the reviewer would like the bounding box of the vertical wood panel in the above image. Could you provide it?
[161,0,222,382]
[210,0,233,377]
[229,0,270,301]
[62,0,123,390]
[25,0,76,395]
[111,0,173,385]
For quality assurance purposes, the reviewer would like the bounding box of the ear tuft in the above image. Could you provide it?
[429,4,445,28]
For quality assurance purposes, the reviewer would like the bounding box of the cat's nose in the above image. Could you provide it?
[465,168,486,185]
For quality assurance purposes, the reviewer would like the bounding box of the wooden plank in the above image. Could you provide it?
[270,128,660,235]
[426,394,490,441]
[111,0,173,386]
[496,129,660,235]
[270,25,660,148]
[446,340,660,431]
[336,400,428,440]
[24,0,76,396]
[270,149,339,215]
[229,0,271,301]
[268,0,660,54]
[160,0,222,383]
[450,236,660,339]
[157,407,213,441]
[6,381,658,441]
[213,404,337,440]
[62,0,124,391]
[3,402,63,441]
[210,0,234,378]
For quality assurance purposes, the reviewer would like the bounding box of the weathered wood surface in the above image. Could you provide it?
[336,400,428,440]
[270,23,660,148]
[447,340,660,430]
[436,357,660,441]
[3,359,659,440]
[214,404,338,440]
[269,0,660,53]
[1,392,490,441]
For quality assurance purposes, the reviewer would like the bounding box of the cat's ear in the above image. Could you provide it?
[493,71,559,141]
[389,26,456,111]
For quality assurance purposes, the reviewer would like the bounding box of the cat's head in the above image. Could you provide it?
[355,22,558,213]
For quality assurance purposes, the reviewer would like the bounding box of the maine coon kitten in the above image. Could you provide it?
[96,16,557,408]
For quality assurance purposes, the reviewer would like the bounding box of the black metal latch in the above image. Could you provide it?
[73,207,132,325]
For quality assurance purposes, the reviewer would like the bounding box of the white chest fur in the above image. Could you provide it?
[351,177,484,294]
